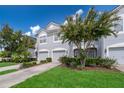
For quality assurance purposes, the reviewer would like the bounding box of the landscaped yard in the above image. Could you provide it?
[13,66,124,88]
[0,69,17,75]
[0,62,17,67]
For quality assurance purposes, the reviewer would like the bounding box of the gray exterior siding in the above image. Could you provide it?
[37,25,70,62]
[36,6,124,64]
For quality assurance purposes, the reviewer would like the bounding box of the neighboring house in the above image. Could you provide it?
[28,48,36,58]
[36,5,124,64]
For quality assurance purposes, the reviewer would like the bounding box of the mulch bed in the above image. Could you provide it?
[60,64,120,72]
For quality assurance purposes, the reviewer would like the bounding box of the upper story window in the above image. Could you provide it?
[114,18,123,32]
[40,35,47,44]
[53,33,62,42]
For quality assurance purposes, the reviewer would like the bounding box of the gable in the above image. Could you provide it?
[46,22,60,30]
[38,30,47,37]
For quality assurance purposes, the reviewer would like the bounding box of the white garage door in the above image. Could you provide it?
[39,51,48,60]
[109,47,124,64]
[53,50,66,62]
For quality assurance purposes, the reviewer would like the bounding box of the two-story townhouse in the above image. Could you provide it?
[101,5,124,64]
[36,22,99,63]
[36,22,70,63]
[36,5,124,65]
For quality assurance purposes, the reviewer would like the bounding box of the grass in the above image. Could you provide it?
[13,66,124,88]
[0,69,17,75]
[0,62,17,67]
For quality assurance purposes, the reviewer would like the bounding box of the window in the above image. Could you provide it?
[86,48,97,58]
[40,35,47,44]
[115,18,123,32]
[74,48,97,58]
[54,34,61,42]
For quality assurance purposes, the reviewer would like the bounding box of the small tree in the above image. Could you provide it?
[0,24,36,62]
[60,7,120,67]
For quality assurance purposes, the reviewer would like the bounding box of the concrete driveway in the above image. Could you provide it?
[0,62,61,88]
[116,65,124,72]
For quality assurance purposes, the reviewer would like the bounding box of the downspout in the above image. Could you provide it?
[101,36,105,58]
[68,42,73,57]
[36,37,40,64]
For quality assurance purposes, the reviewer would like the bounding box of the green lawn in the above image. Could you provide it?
[13,66,124,88]
[0,69,17,75]
[0,62,17,67]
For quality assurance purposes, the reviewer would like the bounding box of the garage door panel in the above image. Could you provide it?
[39,51,48,60]
[53,50,66,62]
[109,47,124,64]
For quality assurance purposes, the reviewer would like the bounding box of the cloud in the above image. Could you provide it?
[76,9,83,16]
[63,9,83,25]
[30,25,40,35]
[24,31,31,36]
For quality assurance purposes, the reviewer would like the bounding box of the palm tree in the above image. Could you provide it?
[60,7,120,66]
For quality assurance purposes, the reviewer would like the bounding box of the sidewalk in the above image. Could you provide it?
[0,64,21,72]
[0,62,60,88]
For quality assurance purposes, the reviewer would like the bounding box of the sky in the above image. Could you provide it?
[0,5,117,36]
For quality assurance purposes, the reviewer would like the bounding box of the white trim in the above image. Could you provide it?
[116,14,124,33]
[73,46,84,50]
[53,34,62,43]
[38,31,47,37]
[39,49,49,52]
[39,49,49,57]
[46,22,60,30]
[39,34,47,45]
[106,42,124,56]
[72,45,98,50]
[52,48,67,51]
[117,32,124,34]
[39,33,47,37]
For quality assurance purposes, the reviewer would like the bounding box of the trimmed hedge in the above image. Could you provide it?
[22,61,37,68]
[59,56,80,68]
[40,57,52,63]
[60,56,116,69]
[46,57,52,62]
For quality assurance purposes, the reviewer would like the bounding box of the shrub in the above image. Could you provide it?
[59,56,71,66]
[11,53,23,62]
[60,56,116,69]
[40,60,47,63]
[59,56,80,68]
[0,51,11,58]
[98,57,116,68]
[21,51,31,61]
[86,57,116,68]
[29,58,37,61]
[46,57,52,62]
[11,51,31,62]
[86,57,100,66]
[22,61,36,68]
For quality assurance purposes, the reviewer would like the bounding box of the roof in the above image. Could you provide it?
[112,5,124,12]
[37,22,60,36]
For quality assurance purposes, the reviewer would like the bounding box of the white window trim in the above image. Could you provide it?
[53,34,62,43]
[39,34,47,45]
[115,14,124,33]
